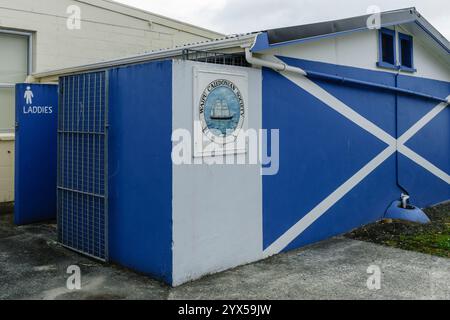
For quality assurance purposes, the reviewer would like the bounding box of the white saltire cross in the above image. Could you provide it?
[263,56,449,257]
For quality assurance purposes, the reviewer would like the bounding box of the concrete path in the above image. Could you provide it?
[0,213,448,300]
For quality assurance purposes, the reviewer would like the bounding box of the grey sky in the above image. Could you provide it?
[113,0,449,39]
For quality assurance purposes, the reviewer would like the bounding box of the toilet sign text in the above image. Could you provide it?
[21,86,54,115]
[23,106,54,115]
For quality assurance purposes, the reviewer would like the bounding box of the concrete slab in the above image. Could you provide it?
[0,213,448,300]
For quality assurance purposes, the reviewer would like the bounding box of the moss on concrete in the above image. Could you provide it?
[346,203,450,258]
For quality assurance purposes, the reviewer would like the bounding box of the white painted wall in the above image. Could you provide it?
[400,27,450,83]
[0,0,222,204]
[172,60,263,286]
[263,28,450,82]
[0,137,14,203]
[0,0,222,75]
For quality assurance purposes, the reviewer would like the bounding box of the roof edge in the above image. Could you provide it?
[75,0,224,38]
[33,34,256,79]
[251,8,449,54]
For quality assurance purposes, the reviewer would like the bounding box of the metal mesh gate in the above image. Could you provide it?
[57,72,108,261]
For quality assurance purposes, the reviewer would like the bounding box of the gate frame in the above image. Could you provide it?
[57,71,109,262]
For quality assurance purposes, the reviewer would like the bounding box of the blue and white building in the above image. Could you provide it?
[18,8,449,286]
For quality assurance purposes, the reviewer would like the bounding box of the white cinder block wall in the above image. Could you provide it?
[0,0,222,75]
[0,138,14,203]
[0,0,222,204]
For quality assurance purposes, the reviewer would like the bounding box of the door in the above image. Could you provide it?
[14,84,58,225]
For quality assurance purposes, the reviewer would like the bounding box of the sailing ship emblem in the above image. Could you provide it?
[210,100,234,120]
[199,78,245,144]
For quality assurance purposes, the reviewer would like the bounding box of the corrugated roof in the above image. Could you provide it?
[33,7,449,79]
[33,33,257,78]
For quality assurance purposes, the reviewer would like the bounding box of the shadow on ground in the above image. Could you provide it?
[0,212,449,300]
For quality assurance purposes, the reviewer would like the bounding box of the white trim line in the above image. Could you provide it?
[0,28,33,37]
[28,32,33,76]
[0,83,15,88]
[396,97,449,184]
[264,145,396,257]
[398,145,450,184]
[0,133,15,141]
[262,56,449,254]
[268,56,397,146]
[397,98,449,145]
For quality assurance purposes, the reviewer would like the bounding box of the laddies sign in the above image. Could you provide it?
[22,85,54,115]
[14,83,59,225]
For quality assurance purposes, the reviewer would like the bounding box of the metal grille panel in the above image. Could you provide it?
[182,49,250,67]
[57,72,108,261]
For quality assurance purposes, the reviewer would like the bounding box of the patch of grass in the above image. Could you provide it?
[346,203,450,258]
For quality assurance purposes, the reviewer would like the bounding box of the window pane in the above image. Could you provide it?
[381,33,395,65]
[0,88,15,133]
[0,33,28,83]
[401,39,412,68]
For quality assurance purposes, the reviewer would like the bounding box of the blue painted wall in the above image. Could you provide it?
[397,75,450,207]
[262,57,449,252]
[15,84,58,225]
[108,61,173,283]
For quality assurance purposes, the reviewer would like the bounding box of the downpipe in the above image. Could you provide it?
[244,48,307,76]
[245,48,433,224]
[244,48,450,104]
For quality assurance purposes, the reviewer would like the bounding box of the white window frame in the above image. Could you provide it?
[0,28,33,86]
[0,29,33,134]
